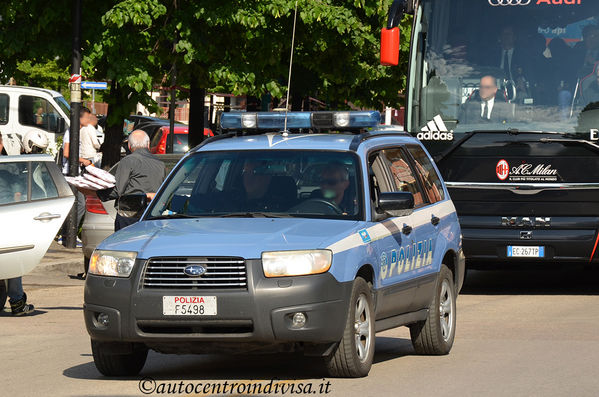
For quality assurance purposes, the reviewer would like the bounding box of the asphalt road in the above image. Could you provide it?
[2,266,599,397]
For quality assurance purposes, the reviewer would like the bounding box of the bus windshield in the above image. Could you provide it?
[410,0,599,137]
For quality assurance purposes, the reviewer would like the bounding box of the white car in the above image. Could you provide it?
[0,155,74,306]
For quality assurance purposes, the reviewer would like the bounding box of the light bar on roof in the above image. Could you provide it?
[220,111,381,131]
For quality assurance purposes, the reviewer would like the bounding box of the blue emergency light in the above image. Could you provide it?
[220,111,381,131]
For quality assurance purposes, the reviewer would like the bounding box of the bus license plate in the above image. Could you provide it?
[507,246,544,258]
[162,296,217,316]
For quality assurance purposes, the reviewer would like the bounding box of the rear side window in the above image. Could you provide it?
[0,94,8,125]
[31,162,59,200]
[406,145,445,204]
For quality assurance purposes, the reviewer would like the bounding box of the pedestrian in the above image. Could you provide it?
[0,133,34,315]
[80,113,102,167]
[96,129,166,231]
[0,133,6,155]
[58,107,95,248]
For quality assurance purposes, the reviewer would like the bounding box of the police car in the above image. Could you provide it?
[84,111,464,378]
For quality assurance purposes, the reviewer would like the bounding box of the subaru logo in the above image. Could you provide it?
[183,265,207,277]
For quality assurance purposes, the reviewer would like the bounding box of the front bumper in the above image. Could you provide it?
[84,259,352,348]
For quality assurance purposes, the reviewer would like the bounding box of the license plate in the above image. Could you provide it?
[507,246,544,258]
[162,296,217,316]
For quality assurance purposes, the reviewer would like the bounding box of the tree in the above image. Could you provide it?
[1,1,412,165]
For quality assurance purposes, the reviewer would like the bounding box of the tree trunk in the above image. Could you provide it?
[101,80,131,168]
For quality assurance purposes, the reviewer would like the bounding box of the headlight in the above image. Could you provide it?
[89,250,137,277]
[262,250,332,278]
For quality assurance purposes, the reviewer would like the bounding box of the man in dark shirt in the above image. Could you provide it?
[98,129,166,230]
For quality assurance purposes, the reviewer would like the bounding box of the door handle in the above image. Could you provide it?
[431,215,440,226]
[34,213,62,222]
[402,224,413,235]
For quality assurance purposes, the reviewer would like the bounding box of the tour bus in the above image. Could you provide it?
[381,0,599,267]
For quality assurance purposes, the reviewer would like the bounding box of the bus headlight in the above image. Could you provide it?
[89,250,137,277]
[262,250,332,278]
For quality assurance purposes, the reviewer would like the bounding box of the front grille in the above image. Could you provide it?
[142,257,247,289]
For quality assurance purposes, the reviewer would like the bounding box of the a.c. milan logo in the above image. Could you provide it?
[488,0,532,5]
[496,159,510,180]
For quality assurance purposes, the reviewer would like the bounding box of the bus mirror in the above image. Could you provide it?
[381,27,400,66]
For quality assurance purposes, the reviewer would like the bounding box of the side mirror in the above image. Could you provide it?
[117,194,148,218]
[380,0,406,66]
[55,117,66,133]
[378,191,414,216]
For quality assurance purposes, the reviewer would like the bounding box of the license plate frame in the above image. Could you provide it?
[162,296,217,316]
[507,246,545,258]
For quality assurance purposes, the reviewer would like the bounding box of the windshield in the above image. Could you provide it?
[54,95,71,117]
[410,0,599,136]
[148,150,363,220]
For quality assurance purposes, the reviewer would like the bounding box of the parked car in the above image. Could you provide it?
[0,154,74,308]
[84,111,464,378]
[149,125,213,154]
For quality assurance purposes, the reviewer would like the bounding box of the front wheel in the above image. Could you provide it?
[409,264,456,355]
[324,277,375,378]
[91,340,148,376]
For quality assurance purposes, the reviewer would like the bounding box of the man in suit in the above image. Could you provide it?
[458,76,512,125]
[496,26,528,82]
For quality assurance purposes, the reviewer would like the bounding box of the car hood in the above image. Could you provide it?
[97,218,362,259]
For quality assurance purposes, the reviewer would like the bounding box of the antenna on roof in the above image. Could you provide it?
[282,1,299,137]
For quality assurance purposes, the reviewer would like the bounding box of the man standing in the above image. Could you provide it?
[97,130,166,230]
[458,76,512,125]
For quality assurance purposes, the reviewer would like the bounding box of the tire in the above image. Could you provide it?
[0,280,7,311]
[324,277,375,378]
[410,264,456,355]
[91,340,148,376]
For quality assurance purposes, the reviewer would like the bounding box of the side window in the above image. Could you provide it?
[0,162,29,204]
[406,145,445,204]
[0,94,9,125]
[31,162,59,200]
[18,96,61,132]
[381,148,427,208]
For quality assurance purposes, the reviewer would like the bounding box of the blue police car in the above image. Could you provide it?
[84,111,464,378]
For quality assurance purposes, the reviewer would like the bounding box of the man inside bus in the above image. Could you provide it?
[458,75,512,125]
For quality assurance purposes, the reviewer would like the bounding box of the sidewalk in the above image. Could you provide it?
[22,241,87,288]
[32,241,85,275]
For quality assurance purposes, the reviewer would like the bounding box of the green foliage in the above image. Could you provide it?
[0,0,412,138]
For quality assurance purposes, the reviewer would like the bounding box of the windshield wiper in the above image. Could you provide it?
[218,212,293,218]
[147,213,202,220]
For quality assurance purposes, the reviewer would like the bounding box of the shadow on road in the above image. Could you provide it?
[462,265,599,295]
[64,337,414,381]
[0,309,48,317]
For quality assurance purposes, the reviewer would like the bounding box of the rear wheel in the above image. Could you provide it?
[409,264,456,355]
[324,277,375,378]
[91,340,148,376]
